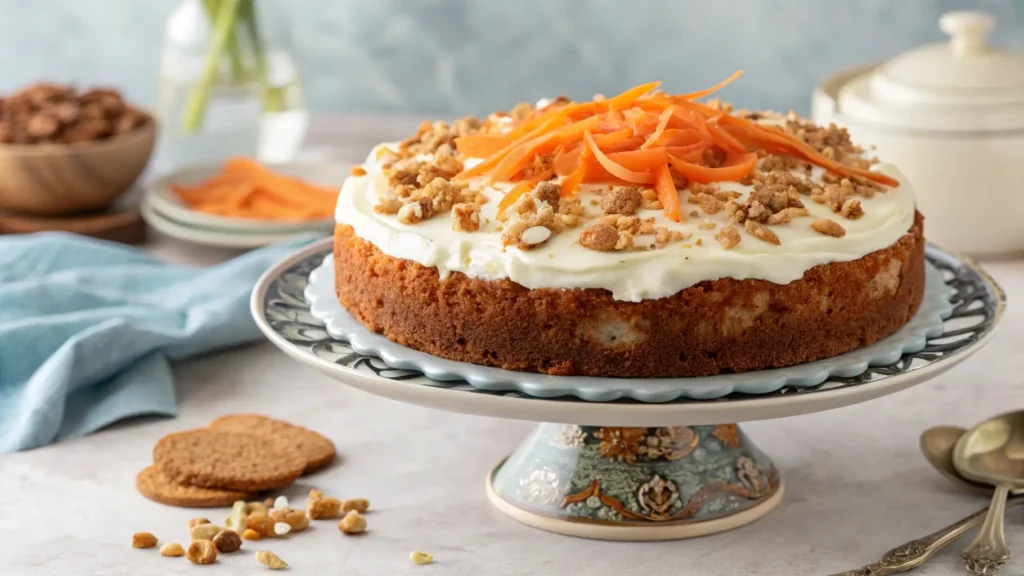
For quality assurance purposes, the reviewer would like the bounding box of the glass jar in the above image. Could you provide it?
[154,0,307,171]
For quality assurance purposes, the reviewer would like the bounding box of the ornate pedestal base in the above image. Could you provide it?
[486,424,783,541]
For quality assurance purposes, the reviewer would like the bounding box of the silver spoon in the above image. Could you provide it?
[920,426,991,494]
[953,411,1024,575]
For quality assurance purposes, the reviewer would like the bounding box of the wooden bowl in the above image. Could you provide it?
[0,119,156,216]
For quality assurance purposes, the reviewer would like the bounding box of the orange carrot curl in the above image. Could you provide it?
[453,71,898,222]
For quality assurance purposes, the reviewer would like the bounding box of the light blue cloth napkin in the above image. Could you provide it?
[0,232,316,452]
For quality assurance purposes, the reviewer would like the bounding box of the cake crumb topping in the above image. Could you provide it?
[399,117,481,156]
[580,223,628,252]
[601,186,642,215]
[451,203,481,232]
[639,188,663,210]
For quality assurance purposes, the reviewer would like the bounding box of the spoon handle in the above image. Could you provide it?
[961,483,1012,575]
[828,495,1024,576]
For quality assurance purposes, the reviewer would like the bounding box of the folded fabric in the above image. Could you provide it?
[0,232,316,452]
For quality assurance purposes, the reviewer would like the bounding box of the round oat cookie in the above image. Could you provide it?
[136,466,254,508]
[208,414,336,474]
[153,429,305,492]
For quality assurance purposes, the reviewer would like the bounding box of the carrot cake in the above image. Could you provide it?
[333,73,924,378]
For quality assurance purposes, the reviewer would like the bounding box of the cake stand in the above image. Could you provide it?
[251,239,1004,541]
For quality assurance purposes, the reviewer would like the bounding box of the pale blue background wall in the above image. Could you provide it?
[1,0,1022,116]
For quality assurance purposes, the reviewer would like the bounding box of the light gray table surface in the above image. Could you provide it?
[3,116,1024,576]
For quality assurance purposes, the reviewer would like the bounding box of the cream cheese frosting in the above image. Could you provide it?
[336,143,916,302]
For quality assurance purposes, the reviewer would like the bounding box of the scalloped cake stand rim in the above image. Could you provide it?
[250,238,1004,428]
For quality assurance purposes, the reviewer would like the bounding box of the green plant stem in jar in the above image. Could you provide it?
[181,0,286,133]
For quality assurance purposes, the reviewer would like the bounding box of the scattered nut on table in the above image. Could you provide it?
[247,514,276,538]
[188,517,211,530]
[186,539,218,565]
[213,530,242,553]
[341,498,370,514]
[159,542,185,557]
[338,510,367,535]
[190,523,222,541]
[307,495,342,519]
[410,551,434,565]
[245,501,269,516]
[273,522,291,536]
[256,550,288,570]
[132,532,158,549]
[241,528,262,541]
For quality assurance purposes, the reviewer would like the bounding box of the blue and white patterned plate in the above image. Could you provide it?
[302,250,954,402]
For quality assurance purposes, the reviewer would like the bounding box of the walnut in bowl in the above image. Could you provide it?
[0,84,156,216]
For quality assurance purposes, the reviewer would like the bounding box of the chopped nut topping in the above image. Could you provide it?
[654,227,686,245]
[689,182,740,203]
[399,117,481,156]
[615,231,634,250]
[638,217,657,235]
[451,203,481,232]
[601,186,642,215]
[350,165,367,177]
[781,115,873,170]
[558,196,585,217]
[532,181,561,208]
[758,154,811,174]
[579,223,622,252]
[715,225,741,250]
[697,220,717,230]
[766,207,809,225]
[397,202,424,225]
[840,198,864,220]
[744,220,780,245]
[521,226,552,246]
[502,202,563,250]
[692,193,724,214]
[373,197,403,215]
[601,215,641,234]
[729,170,809,225]
[639,188,662,210]
[812,218,846,237]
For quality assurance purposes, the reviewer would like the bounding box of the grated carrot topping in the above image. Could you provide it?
[455,71,898,222]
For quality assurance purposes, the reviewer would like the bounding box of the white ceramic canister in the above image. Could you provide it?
[812,11,1024,257]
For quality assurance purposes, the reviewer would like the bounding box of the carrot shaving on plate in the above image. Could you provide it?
[454,70,900,222]
[170,157,339,221]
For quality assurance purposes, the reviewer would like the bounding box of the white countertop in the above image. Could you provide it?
[4,116,1024,575]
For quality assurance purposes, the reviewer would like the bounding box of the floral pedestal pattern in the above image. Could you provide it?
[487,423,783,541]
